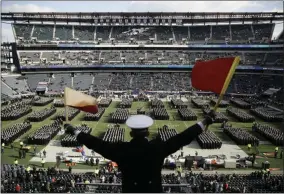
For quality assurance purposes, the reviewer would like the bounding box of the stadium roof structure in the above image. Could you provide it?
[276,30,283,40]
[1,12,284,25]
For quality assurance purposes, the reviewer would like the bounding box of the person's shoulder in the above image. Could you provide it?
[149,138,164,147]
[111,141,128,149]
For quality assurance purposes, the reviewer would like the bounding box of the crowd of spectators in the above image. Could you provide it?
[2,76,31,95]
[48,74,72,93]
[27,107,56,122]
[269,88,284,108]
[17,49,282,67]
[18,73,281,99]
[161,174,188,193]
[13,24,33,40]
[18,52,41,65]
[13,23,275,44]
[108,73,132,91]
[1,163,208,193]
[25,72,189,93]
[1,164,91,193]
[254,24,273,40]
[265,53,283,66]
[74,26,95,41]
[55,26,73,41]
[131,73,152,91]
[1,162,283,193]
[233,75,282,96]
[61,124,92,147]
[231,25,253,42]
[223,126,259,146]
[190,26,211,41]
[151,73,189,91]
[33,25,54,40]
[226,107,255,122]
[187,171,283,193]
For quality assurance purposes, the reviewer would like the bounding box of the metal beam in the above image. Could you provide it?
[2,12,283,25]
[19,68,284,74]
[76,183,191,187]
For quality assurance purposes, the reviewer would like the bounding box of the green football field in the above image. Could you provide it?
[1,98,283,170]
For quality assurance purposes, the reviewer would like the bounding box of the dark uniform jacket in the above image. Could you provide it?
[76,123,203,193]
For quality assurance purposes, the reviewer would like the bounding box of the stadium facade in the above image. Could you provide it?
[1,12,283,99]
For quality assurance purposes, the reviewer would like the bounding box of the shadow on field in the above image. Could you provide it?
[99,115,111,123]
[8,155,18,159]
[249,131,268,141]
[78,117,85,121]
[195,112,204,118]
[210,129,232,142]
[148,132,158,140]
[32,163,42,168]
[224,113,240,122]
[97,132,106,139]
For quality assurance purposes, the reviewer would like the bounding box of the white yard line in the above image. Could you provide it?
[92,120,100,130]
[169,120,173,128]
[154,120,159,129]
[183,121,188,128]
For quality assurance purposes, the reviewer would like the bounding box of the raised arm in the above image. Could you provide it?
[64,124,121,161]
[161,114,214,157]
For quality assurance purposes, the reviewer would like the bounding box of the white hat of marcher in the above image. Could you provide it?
[126,115,154,130]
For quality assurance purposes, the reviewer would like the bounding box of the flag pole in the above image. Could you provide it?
[64,87,69,122]
[206,56,240,128]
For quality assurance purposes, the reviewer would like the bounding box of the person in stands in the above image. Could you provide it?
[69,166,72,173]
[64,111,215,193]
[15,184,21,193]
[1,143,5,153]
[43,150,47,158]
[41,158,45,168]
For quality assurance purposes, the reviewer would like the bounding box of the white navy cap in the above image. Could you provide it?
[126,115,154,130]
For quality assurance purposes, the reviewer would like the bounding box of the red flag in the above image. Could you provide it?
[191,57,238,94]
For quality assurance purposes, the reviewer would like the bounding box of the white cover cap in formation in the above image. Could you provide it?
[126,115,154,130]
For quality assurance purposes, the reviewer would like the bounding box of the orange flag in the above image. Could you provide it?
[64,87,98,114]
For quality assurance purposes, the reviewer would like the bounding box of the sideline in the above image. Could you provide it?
[46,168,283,175]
